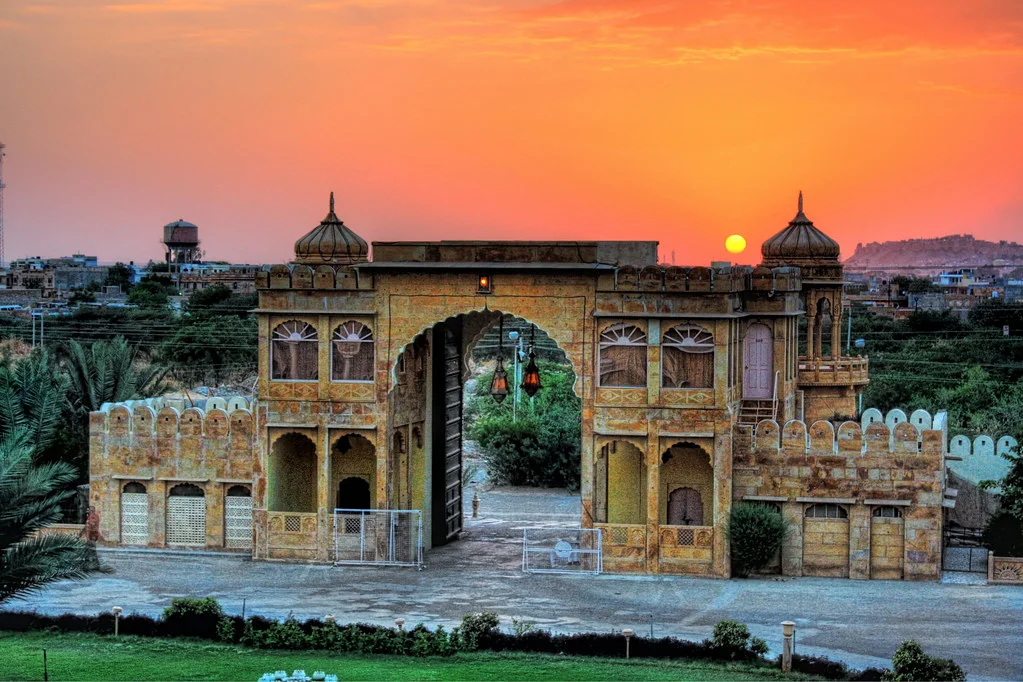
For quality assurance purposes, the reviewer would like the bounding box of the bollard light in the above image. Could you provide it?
[622,628,634,660]
[112,606,123,637]
[781,621,796,673]
[395,618,406,631]
[472,491,480,518]
[324,614,335,624]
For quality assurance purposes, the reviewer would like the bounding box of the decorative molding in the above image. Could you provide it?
[863,499,911,506]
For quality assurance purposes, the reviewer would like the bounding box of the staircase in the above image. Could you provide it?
[738,399,777,425]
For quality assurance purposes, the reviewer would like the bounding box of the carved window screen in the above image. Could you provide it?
[662,324,714,389]
[599,323,647,388]
[332,321,374,382]
[272,321,319,381]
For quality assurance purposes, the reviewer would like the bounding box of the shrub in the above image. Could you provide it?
[705,620,767,661]
[162,597,224,640]
[789,653,849,679]
[883,640,965,681]
[982,511,1023,557]
[260,617,310,650]
[459,611,500,651]
[725,503,786,578]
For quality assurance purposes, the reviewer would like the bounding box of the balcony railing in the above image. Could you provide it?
[797,356,869,386]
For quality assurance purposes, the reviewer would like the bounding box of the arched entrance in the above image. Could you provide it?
[268,433,317,512]
[390,310,581,549]
[120,481,149,546]
[224,485,252,550]
[330,433,376,510]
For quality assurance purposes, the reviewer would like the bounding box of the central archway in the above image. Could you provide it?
[389,310,582,550]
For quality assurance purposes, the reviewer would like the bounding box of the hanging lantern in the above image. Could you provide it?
[490,316,509,403]
[490,356,509,403]
[520,324,542,398]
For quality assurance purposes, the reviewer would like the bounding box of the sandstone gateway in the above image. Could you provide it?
[89,194,948,580]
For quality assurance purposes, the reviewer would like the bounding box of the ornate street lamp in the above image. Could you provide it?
[521,324,542,398]
[490,316,509,403]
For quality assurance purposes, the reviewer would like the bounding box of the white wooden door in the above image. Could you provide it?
[120,493,149,545]
[224,496,253,549]
[743,323,774,399]
[167,496,206,546]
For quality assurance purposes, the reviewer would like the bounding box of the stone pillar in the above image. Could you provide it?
[646,434,660,574]
[712,429,732,577]
[207,483,225,549]
[781,501,803,576]
[647,320,661,406]
[805,312,816,361]
[152,480,167,548]
[831,299,843,360]
[316,425,330,562]
[848,504,871,579]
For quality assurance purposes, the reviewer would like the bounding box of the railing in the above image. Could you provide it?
[594,523,647,548]
[333,509,423,567]
[797,356,869,385]
[658,525,714,549]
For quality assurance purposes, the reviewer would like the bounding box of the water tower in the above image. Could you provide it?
[163,218,201,266]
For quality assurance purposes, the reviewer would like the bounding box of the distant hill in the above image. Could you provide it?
[845,234,1023,270]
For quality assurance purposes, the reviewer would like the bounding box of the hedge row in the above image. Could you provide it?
[0,600,957,680]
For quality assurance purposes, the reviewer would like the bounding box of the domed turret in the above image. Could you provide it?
[761,192,840,266]
[294,193,368,265]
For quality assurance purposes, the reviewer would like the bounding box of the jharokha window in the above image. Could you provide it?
[332,321,374,382]
[662,324,714,389]
[271,320,318,381]
[599,323,647,387]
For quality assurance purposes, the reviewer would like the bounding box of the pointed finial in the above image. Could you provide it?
[798,190,803,213]
[329,191,335,214]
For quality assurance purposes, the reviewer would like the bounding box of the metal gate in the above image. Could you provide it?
[224,496,253,549]
[332,509,423,567]
[120,493,149,545]
[522,527,603,575]
[943,546,988,573]
[442,325,463,541]
[167,496,206,546]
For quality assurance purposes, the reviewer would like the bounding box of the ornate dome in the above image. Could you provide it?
[293,193,368,265]
[761,192,840,265]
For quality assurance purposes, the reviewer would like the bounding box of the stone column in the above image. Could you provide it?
[831,296,842,360]
[781,501,803,576]
[805,312,816,361]
[207,483,225,549]
[712,429,732,578]
[646,434,660,574]
[316,425,330,562]
[848,504,871,579]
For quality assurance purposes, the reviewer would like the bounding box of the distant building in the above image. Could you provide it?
[177,262,258,294]
[5,254,108,297]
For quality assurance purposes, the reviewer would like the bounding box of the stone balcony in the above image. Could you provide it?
[797,356,869,387]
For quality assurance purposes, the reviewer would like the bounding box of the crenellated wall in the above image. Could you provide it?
[88,398,256,551]
[732,408,947,581]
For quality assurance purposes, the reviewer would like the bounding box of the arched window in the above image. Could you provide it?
[332,321,374,382]
[662,324,714,388]
[805,503,848,519]
[872,505,903,518]
[599,323,647,388]
[272,320,318,381]
[123,481,147,494]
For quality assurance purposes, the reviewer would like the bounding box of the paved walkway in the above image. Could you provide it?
[10,487,1023,680]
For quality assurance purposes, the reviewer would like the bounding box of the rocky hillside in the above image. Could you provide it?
[846,234,1023,269]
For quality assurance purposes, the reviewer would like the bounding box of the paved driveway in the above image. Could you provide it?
[9,487,1023,681]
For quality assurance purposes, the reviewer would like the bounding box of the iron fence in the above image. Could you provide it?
[522,527,602,575]
[332,509,423,567]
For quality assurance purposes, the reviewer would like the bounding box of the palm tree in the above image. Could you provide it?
[0,351,109,603]
[62,338,167,413]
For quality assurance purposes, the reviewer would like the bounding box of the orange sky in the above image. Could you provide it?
[1,0,1021,266]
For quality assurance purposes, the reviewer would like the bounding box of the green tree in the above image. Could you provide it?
[725,503,787,578]
[186,284,257,319]
[127,274,176,309]
[158,315,257,386]
[104,262,134,292]
[62,338,167,414]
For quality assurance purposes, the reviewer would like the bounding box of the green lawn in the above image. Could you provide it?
[0,631,817,681]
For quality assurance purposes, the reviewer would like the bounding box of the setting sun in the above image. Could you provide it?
[725,235,747,255]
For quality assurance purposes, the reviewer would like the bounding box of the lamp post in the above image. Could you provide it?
[781,621,795,672]
[395,618,406,631]
[508,330,522,421]
[112,606,123,637]
[622,628,633,659]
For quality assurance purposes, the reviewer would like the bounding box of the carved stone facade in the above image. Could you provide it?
[88,197,953,580]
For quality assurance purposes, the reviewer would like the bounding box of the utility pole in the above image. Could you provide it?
[0,141,6,268]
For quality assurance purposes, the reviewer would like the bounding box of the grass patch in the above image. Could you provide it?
[0,631,819,681]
